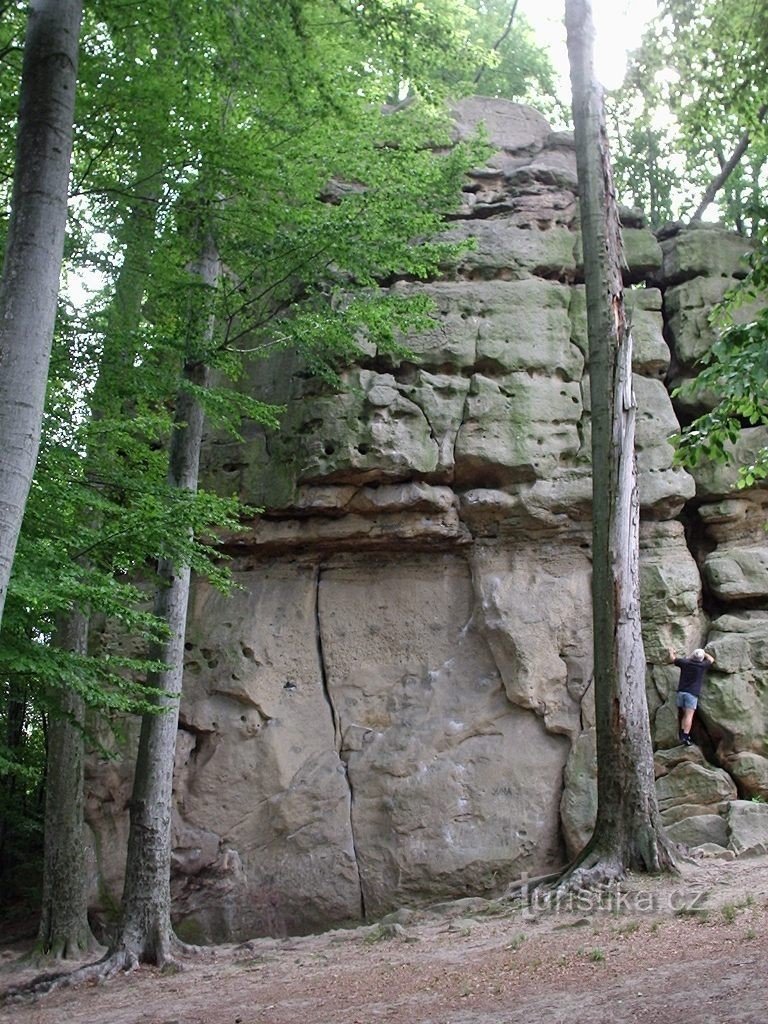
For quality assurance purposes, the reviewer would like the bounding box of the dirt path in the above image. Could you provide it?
[2,853,767,1024]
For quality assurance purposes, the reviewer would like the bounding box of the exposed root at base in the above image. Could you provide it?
[501,870,562,900]
[549,854,627,899]
[2,939,207,1004]
[22,939,107,969]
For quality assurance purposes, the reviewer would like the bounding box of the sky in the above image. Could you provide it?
[520,0,659,94]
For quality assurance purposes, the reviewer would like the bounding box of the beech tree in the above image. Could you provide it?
[563,0,676,884]
[3,0,503,990]
[0,0,83,629]
[611,0,768,230]
[112,228,220,970]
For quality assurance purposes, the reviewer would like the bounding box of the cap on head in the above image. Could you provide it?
[692,648,706,661]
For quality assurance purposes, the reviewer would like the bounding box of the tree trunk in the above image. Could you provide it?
[0,0,83,629]
[564,0,675,884]
[0,677,29,882]
[37,610,101,958]
[111,233,219,968]
[37,157,164,960]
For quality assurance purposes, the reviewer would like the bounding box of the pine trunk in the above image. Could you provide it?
[113,235,219,966]
[564,0,675,880]
[0,0,83,628]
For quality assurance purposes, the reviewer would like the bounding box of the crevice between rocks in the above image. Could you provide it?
[313,566,367,920]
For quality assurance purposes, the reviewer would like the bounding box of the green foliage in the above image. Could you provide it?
[611,0,768,228]
[673,245,768,485]
[2,0,504,892]
[463,0,562,116]
[612,1,768,479]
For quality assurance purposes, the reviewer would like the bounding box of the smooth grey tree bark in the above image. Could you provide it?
[37,161,164,960]
[562,0,676,885]
[107,231,220,970]
[0,0,83,629]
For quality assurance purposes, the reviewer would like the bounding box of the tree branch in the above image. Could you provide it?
[473,0,520,86]
[691,103,768,222]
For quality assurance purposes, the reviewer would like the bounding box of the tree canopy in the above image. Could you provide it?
[0,0,558,946]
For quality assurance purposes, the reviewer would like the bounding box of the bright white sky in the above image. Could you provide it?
[521,0,659,94]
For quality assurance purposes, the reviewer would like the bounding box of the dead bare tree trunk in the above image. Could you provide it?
[562,0,676,886]
[0,0,83,629]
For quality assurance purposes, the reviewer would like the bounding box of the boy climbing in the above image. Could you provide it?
[669,646,716,746]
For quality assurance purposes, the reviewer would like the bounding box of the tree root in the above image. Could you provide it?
[551,848,628,896]
[2,936,206,1004]
[23,936,106,968]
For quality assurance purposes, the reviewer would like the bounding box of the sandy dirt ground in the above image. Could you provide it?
[2,852,768,1024]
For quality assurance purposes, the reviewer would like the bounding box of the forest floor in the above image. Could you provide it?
[1,852,768,1024]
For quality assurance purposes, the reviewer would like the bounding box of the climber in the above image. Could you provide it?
[668,646,716,746]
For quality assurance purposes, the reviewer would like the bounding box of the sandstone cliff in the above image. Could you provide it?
[85,99,768,943]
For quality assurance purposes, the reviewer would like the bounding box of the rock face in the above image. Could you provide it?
[84,99,768,942]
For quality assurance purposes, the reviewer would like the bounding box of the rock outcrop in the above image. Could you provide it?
[84,99,768,942]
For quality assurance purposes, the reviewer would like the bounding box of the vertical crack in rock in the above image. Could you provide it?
[451,321,480,478]
[314,566,341,753]
[313,566,367,920]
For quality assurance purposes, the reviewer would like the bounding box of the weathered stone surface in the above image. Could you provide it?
[317,553,568,914]
[640,521,705,661]
[665,813,729,849]
[451,96,552,153]
[701,612,768,759]
[625,288,670,377]
[654,744,709,777]
[470,542,593,741]
[665,276,738,367]
[454,373,582,487]
[703,545,768,600]
[88,550,573,936]
[441,219,577,278]
[560,728,596,859]
[723,751,768,801]
[84,99,768,941]
[634,375,697,517]
[573,228,662,283]
[570,286,670,376]
[690,428,768,499]
[390,279,580,378]
[286,368,441,484]
[622,228,663,280]
[660,226,753,285]
[727,800,768,856]
[169,567,362,941]
[656,761,737,824]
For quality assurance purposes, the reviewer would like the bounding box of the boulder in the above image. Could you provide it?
[659,226,753,285]
[655,761,737,824]
[665,814,729,849]
[451,96,552,153]
[723,751,768,801]
[703,545,768,601]
[727,800,768,856]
